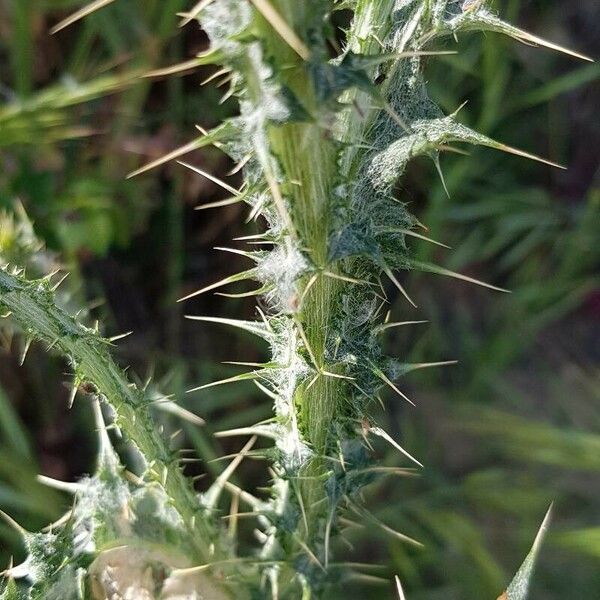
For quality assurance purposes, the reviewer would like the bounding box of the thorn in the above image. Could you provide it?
[215,73,234,88]
[207,449,265,463]
[201,67,231,86]
[177,161,241,196]
[254,380,279,401]
[46,337,61,351]
[186,371,258,394]
[247,194,267,222]
[195,196,244,210]
[91,398,117,468]
[155,401,205,426]
[339,516,364,530]
[263,166,298,241]
[372,367,416,407]
[184,315,269,339]
[227,154,252,175]
[346,572,389,585]
[395,576,407,600]
[108,331,133,343]
[376,320,428,333]
[223,360,276,368]
[411,260,510,293]
[348,499,423,547]
[437,143,471,156]
[18,337,32,366]
[304,372,320,392]
[248,0,311,60]
[215,425,277,440]
[177,448,197,455]
[291,479,308,535]
[268,568,280,600]
[432,154,450,198]
[37,475,81,494]
[294,535,326,572]
[369,426,423,468]
[144,58,202,78]
[254,305,271,327]
[404,227,451,248]
[228,490,240,538]
[254,528,268,543]
[50,272,69,292]
[178,269,256,302]
[399,360,458,374]
[169,429,183,441]
[67,382,78,409]
[234,232,270,242]
[501,503,554,600]
[179,457,203,464]
[41,510,73,532]
[216,286,269,299]
[491,141,566,170]
[195,123,209,135]
[204,436,256,511]
[382,263,417,308]
[323,270,372,285]
[353,466,416,478]
[50,0,115,34]
[298,273,319,309]
[40,265,60,283]
[127,137,207,178]
[219,85,236,105]
[378,227,450,249]
[293,316,319,369]
[179,0,215,27]
[510,27,593,62]
[408,360,458,371]
[214,246,257,260]
[223,481,264,511]
[321,370,354,381]
[337,439,346,473]
[0,510,26,535]
[450,99,469,118]
[532,502,554,554]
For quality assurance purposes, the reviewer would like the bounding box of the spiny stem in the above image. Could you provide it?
[255,0,347,558]
[0,269,222,567]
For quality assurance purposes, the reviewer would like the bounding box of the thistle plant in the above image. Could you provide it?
[0,1,590,599]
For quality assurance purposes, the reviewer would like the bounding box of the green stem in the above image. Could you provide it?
[256,0,346,539]
[0,269,222,567]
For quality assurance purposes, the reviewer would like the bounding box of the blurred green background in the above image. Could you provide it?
[0,1,598,598]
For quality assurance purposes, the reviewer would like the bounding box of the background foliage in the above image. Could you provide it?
[0,1,598,598]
